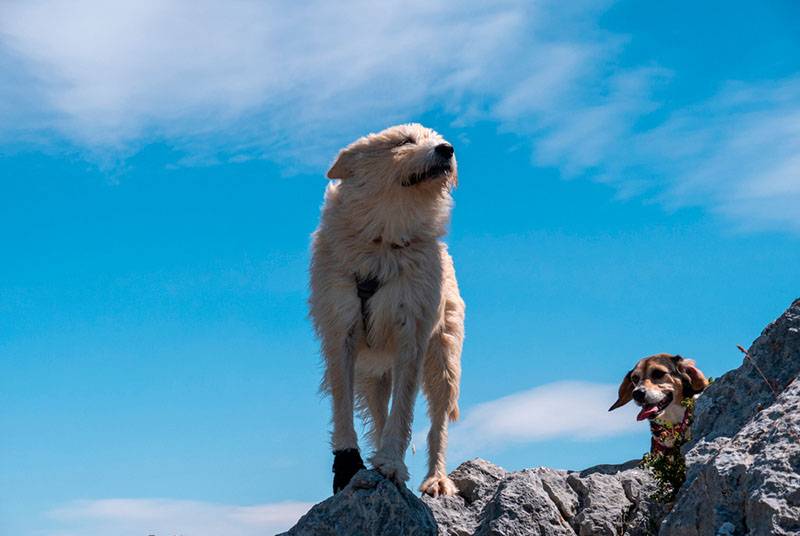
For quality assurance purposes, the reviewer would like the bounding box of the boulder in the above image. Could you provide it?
[280,459,662,536]
[281,298,800,536]
[660,298,800,535]
[424,459,666,536]
[278,469,437,536]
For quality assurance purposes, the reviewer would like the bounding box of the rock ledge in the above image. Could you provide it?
[281,299,800,536]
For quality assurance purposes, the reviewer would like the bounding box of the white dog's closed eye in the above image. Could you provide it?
[396,136,415,146]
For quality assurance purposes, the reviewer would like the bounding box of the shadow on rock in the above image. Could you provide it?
[278,469,437,536]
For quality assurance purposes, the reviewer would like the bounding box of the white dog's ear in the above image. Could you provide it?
[327,148,355,179]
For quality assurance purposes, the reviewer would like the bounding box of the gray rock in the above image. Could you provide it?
[689,298,800,445]
[660,379,800,535]
[425,459,663,536]
[661,298,800,535]
[281,458,662,536]
[423,458,507,536]
[281,299,800,536]
[278,469,437,536]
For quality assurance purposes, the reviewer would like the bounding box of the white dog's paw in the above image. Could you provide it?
[419,474,458,498]
[369,452,409,483]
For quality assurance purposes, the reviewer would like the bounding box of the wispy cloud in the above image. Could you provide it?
[46,498,312,536]
[1,1,798,231]
[645,79,800,232]
[446,381,639,459]
[0,0,609,161]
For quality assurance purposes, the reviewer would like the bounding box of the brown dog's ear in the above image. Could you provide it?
[674,356,709,394]
[609,370,634,411]
[326,148,356,179]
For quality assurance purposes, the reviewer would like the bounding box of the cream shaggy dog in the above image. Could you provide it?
[309,123,465,497]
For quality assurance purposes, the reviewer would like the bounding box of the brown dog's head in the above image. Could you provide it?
[326,123,457,192]
[608,354,709,423]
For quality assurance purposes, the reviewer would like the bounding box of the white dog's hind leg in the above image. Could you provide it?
[356,372,391,452]
[369,342,422,484]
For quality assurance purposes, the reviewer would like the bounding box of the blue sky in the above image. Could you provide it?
[1,1,799,534]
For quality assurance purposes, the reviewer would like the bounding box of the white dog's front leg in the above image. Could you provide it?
[328,330,358,451]
[326,329,364,493]
[370,341,422,484]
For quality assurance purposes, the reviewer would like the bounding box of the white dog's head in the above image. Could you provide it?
[326,123,457,194]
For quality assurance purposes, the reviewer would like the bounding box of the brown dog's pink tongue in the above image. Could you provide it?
[637,405,660,421]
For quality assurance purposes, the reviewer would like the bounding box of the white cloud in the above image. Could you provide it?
[648,79,800,232]
[46,498,312,536]
[0,1,798,231]
[0,0,607,160]
[447,381,640,458]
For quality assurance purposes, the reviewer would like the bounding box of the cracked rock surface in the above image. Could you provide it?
[278,469,438,536]
[660,298,800,535]
[423,459,667,536]
[281,299,800,536]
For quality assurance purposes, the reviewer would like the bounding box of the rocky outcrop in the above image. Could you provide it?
[689,299,800,444]
[423,459,666,536]
[281,299,800,536]
[278,469,438,536]
[660,298,800,535]
[282,458,664,536]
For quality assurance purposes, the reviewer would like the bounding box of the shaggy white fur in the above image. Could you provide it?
[309,123,465,497]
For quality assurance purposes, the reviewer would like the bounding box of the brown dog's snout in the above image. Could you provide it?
[632,388,646,403]
[435,143,454,159]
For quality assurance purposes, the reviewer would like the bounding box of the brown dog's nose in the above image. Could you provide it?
[435,143,454,159]
[632,389,646,403]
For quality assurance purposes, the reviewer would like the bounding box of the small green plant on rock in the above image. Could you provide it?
[641,396,696,503]
[642,448,687,503]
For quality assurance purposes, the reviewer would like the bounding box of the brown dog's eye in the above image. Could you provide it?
[651,369,666,380]
[630,374,640,384]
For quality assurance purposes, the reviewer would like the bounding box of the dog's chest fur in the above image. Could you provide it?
[323,182,449,283]
[314,181,450,356]
[660,401,687,424]
[354,240,445,350]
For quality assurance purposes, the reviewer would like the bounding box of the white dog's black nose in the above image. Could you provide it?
[435,143,454,159]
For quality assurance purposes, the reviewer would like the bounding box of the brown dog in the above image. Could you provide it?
[609,354,709,452]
